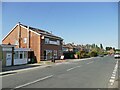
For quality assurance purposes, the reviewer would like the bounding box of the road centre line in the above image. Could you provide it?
[66,60,94,72]
[13,75,54,89]
[67,66,81,71]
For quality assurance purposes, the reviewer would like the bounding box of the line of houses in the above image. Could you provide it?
[62,43,91,53]
[0,22,115,67]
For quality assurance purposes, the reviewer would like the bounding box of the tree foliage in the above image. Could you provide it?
[100,44,103,49]
[105,47,112,51]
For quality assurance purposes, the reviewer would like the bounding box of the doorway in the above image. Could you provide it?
[6,53,12,66]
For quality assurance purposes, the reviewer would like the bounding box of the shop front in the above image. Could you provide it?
[14,48,33,65]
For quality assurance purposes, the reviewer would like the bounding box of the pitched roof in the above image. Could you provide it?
[20,23,63,40]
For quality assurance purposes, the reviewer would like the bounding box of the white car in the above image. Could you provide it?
[114,53,120,59]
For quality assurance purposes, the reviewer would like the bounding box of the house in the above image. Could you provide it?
[62,44,73,52]
[62,43,77,52]
[62,43,83,53]
[2,22,63,63]
[106,49,115,55]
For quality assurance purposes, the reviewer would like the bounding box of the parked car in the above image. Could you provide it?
[98,55,104,57]
[114,53,120,59]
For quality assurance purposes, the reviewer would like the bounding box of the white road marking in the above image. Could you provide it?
[112,71,116,74]
[109,60,118,86]
[110,82,114,85]
[67,66,81,71]
[112,74,116,77]
[110,76,115,79]
[67,67,76,71]
[13,75,54,89]
[109,79,115,83]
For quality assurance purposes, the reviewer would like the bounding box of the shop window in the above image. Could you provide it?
[46,50,52,60]
[14,51,26,59]
[14,51,19,59]
[24,51,27,58]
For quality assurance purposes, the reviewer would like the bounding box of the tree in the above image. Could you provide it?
[76,49,90,59]
[92,44,96,48]
[113,47,115,51]
[95,45,99,48]
[100,44,103,49]
[88,50,98,57]
[106,47,112,51]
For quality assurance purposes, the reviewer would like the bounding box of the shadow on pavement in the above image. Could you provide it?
[2,64,41,72]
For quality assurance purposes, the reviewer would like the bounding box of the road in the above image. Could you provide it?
[2,56,118,89]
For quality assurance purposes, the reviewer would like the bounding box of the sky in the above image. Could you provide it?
[2,2,118,48]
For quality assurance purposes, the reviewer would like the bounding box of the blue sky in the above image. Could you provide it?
[2,2,118,48]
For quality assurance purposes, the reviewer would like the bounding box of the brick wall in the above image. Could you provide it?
[2,25,28,48]
[2,24,62,62]
[41,38,62,60]
[29,31,40,63]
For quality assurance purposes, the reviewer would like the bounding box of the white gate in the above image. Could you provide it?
[6,53,12,66]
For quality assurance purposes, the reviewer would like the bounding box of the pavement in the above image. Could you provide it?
[0,58,91,75]
[1,56,119,89]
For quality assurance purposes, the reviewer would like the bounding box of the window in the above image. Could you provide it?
[59,50,62,56]
[14,51,19,59]
[23,38,27,43]
[57,40,60,45]
[46,50,52,60]
[24,51,27,58]
[15,40,19,45]
[45,38,49,44]
[54,50,57,59]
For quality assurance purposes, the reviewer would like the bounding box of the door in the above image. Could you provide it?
[44,50,46,60]
[6,53,12,66]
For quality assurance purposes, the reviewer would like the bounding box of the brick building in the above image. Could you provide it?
[2,22,63,63]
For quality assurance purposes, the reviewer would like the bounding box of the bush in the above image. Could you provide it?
[89,50,98,57]
[76,50,90,59]
[63,51,75,59]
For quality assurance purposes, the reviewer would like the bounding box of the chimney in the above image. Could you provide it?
[18,22,20,25]
[18,22,21,48]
